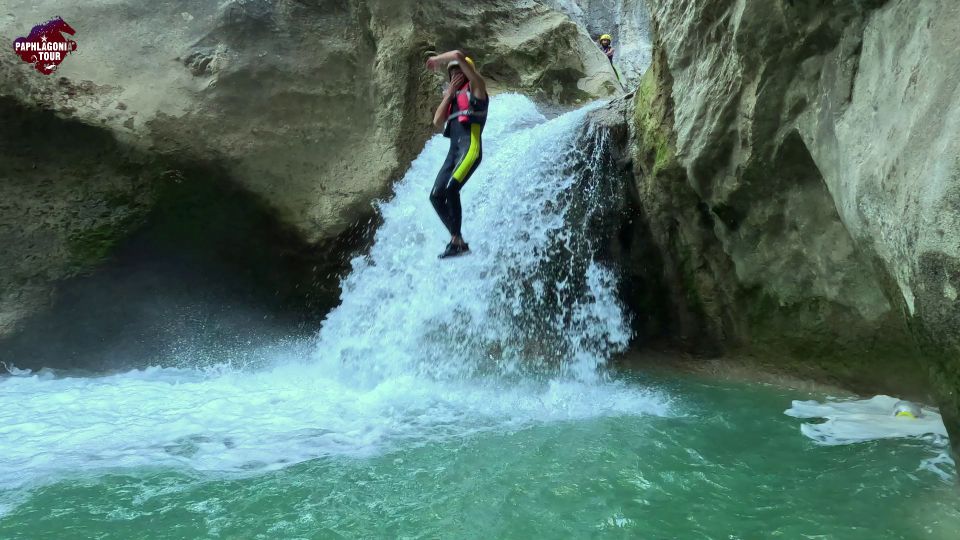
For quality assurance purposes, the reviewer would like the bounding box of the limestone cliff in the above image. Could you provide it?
[0,0,619,340]
[629,0,960,452]
[544,0,653,87]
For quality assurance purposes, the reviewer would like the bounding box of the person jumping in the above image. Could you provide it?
[425,50,489,259]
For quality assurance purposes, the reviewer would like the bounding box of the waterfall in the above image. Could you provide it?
[0,95,668,494]
[313,93,631,383]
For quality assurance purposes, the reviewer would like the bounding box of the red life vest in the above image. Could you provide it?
[445,81,487,134]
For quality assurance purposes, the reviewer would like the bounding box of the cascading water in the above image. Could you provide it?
[0,94,668,498]
[314,94,631,383]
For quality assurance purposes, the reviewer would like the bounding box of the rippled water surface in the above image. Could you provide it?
[3,371,958,539]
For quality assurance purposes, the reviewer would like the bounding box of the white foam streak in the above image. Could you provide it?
[919,450,956,483]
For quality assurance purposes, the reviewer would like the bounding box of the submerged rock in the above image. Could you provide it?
[630,0,960,454]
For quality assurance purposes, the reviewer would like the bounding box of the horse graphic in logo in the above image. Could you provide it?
[12,17,78,75]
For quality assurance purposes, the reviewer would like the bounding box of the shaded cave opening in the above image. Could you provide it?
[0,100,372,373]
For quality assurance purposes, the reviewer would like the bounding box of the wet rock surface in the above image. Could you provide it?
[626,0,959,454]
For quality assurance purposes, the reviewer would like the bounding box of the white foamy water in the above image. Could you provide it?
[0,94,667,492]
[0,363,668,491]
[313,94,630,383]
[785,395,948,445]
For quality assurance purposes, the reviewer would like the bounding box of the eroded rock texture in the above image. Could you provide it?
[630,0,960,450]
[544,0,653,87]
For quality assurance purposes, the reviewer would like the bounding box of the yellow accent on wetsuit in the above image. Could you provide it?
[452,123,482,182]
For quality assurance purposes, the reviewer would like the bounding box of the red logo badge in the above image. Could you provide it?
[12,17,77,75]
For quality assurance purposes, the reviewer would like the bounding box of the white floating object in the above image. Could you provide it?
[785,395,947,445]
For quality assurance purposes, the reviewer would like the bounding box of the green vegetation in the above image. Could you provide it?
[632,68,676,176]
[66,210,148,269]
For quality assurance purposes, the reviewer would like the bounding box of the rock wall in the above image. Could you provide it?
[0,0,619,341]
[632,0,960,452]
[430,1,621,102]
[544,0,653,87]
[0,98,158,338]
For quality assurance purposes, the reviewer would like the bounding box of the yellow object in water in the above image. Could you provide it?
[893,400,921,419]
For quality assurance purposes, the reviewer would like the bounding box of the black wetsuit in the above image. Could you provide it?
[430,88,488,238]
[601,44,614,62]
